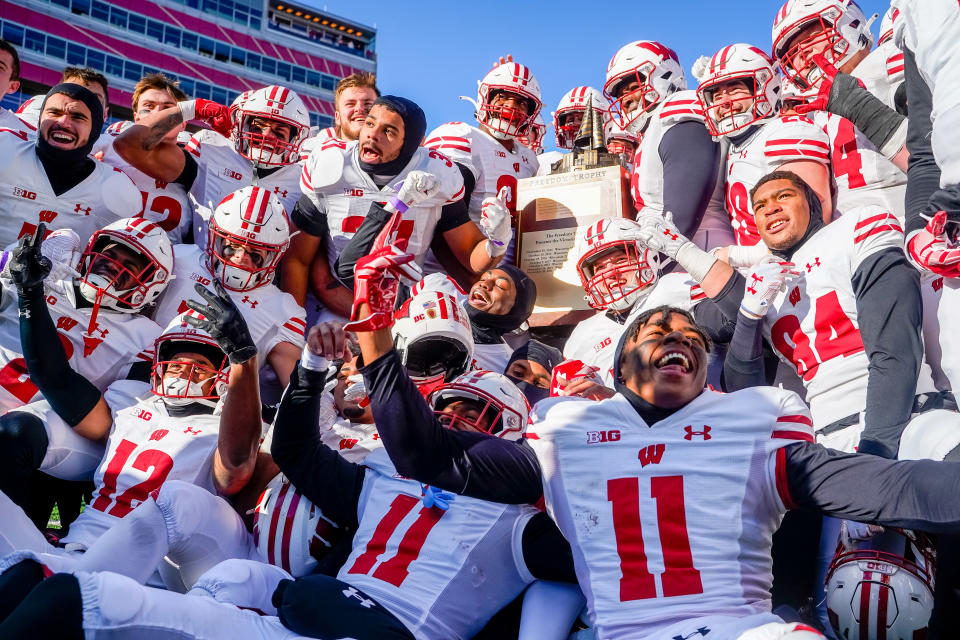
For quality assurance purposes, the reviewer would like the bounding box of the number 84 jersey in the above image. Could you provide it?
[526,389,814,640]
[60,381,223,550]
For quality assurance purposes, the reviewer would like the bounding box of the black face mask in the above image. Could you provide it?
[357,95,427,179]
[468,265,538,343]
[506,375,550,406]
[35,83,104,196]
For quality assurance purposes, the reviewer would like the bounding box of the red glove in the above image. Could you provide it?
[907,211,960,278]
[343,245,422,332]
[180,99,233,138]
[795,53,868,115]
[550,359,604,397]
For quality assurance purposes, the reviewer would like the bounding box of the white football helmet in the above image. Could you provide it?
[233,85,310,166]
[151,311,230,408]
[428,370,529,441]
[553,86,605,150]
[772,0,874,91]
[207,186,291,292]
[253,474,342,577]
[476,62,543,140]
[77,217,174,313]
[825,529,936,639]
[576,217,660,312]
[697,44,782,138]
[518,113,546,154]
[604,40,686,135]
[877,6,899,46]
[603,113,639,157]
[392,290,475,397]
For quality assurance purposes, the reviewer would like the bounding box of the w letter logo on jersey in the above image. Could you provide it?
[637,444,665,467]
[683,425,712,440]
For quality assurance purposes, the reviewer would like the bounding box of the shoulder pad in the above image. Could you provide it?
[418,148,465,201]
[300,140,350,192]
[762,117,830,164]
[424,122,474,154]
[658,90,705,127]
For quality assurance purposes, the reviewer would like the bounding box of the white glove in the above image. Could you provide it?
[0,228,82,284]
[391,170,439,211]
[343,373,368,403]
[739,257,801,320]
[636,212,716,281]
[479,187,513,257]
[317,392,337,429]
[840,519,884,550]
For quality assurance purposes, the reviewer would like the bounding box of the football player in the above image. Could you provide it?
[0,241,263,568]
[353,278,960,639]
[695,44,833,248]
[771,1,909,217]
[152,186,305,389]
[504,339,562,405]
[553,86,605,151]
[606,40,734,251]
[298,71,378,160]
[287,95,504,322]
[423,61,542,265]
[0,39,24,132]
[0,219,171,506]
[94,74,194,243]
[113,83,310,249]
[465,265,536,373]
[0,83,141,249]
[14,66,109,133]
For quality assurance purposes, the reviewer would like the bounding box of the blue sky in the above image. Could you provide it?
[316,0,893,150]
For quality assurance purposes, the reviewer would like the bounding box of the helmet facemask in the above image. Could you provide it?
[700,74,776,137]
[208,226,282,292]
[398,335,472,397]
[578,242,658,312]
[151,336,229,408]
[478,90,537,140]
[234,113,303,167]
[606,67,661,134]
[777,7,861,91]
[429,384,526,439]
[78,234,164,314]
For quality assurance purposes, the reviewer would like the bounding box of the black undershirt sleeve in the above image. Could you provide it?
[270,364,364,528]
[903,49,943,236]
[435,197,471,233]
[785,442,960,533]
[362,349,544,504]
[705,271,748,326]
[659,121,721,238]
[520,512,578,583]
[290,194,329,237]
[852,248,923,459]
[721,313,768,392]
[18,287,101,426]
[174,148,199,191]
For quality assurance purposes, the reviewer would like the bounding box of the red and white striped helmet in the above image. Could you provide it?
[518,113,546,154]
[476,62,543,140]
[772,0,874,91]
[207,186,291,292]
[77,217,174,313]
[151,311,230,407]
[825,529,935,639]
[575,217,660,312]
[877,6,900,46]
[697,44,782,137]
[428,370,529,441]
[392,290,474,397]
[553,86,605,149]
[604,40,686,135]
[603,113,639,157]
[253,474,342,577]
[233,85,310,166]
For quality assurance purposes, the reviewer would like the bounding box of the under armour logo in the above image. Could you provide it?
[184,426,202,436]
[74,203,91,215]
[273,186,288,198]
[672,627,711,640]
[805,257,821,272]
[746,272,764,296]
[683,425,711,440]
[662,229,679,241]
[241,295,258,308]
[342,586,376,608]
[89,324,109,338]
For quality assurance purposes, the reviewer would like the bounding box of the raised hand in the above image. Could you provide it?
[179,99,233,137]
[344,245,421,332]
[8,224,52,292]
[185,281,257,364]
[479,187,513,257]
[390,171,439,212]
[907,211,960,278]
[740,257,802,320]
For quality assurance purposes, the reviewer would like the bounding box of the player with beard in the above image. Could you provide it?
[298,72,378,160]
[14,66,110,135]
[0,83,141,249]
[287,96,502,323]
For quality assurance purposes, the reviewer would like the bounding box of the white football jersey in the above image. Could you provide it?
[0,109,32,135]
[0,128,141,249]
[564,273,705,385]
[726,116,831,246]
[808,111,906,220]
[631,91,732,250]
[853,40,905,110]
[298,126,337,161]
[152,244,305,370]
[61,381,222,550]
[299,140,465,269]
[760,206,925,430]
[472,341,513,374]
[341,448,539,640]
[0,278,160,412]
[320,418,381,464]
[13,94,42,131]
[535,150,566,176]
[183,130,302,249]
[96,121,194,243]
[526,388,814,639]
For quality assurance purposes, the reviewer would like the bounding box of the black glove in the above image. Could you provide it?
[184,280,257,365]
[8,224,51,294]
